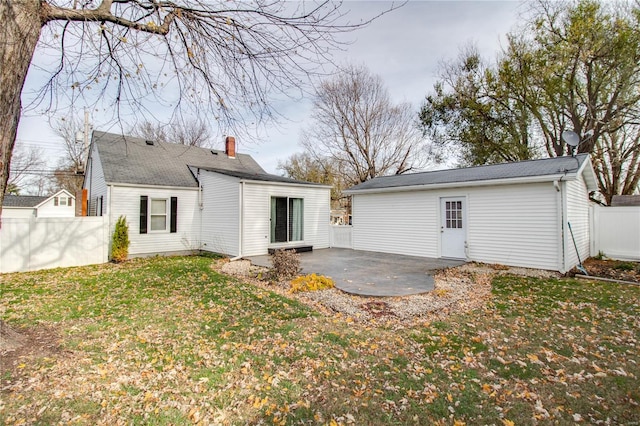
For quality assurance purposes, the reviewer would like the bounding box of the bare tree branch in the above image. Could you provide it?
[301,64,433,188]
[0,0,403,220]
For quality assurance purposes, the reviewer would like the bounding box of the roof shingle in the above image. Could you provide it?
[3,195,48,208]
[347,154,590,192]
[92,131,267,187]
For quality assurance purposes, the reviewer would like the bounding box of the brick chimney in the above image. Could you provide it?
[225,136,236,158]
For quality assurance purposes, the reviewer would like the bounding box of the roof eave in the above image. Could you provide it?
[239,178,332,189]
[195,166,330,188]
[576,156,599,192]
[344,173,578,195]
[106,182,199,190]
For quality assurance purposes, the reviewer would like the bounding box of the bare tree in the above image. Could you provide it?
[301,64,432,187]
[51,163,84,195]
[8,146,50,195]
[133,121,171,145]
[277,152,345,208]
[172,120,212,148]
[0,1,399,221]
[54,117,87,172]
[133,119,212,147]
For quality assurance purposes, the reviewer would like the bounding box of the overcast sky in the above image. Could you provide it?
[16,1,525,178]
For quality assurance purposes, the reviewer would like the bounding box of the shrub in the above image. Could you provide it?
[270,249,300,280]
[290,273,335,293]
[111,216,130,263]
[433,288,450,297]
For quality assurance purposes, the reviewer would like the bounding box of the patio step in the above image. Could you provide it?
[268,246,313,255]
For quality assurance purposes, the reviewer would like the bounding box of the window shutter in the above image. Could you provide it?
[170,197,178,233]
[140,196,148,234]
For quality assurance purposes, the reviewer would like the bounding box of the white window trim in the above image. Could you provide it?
[149,197,169,233]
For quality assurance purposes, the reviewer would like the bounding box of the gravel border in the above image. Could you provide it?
[217,259,559,325]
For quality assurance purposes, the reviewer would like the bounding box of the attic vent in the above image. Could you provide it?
[210,150,218,155]
[145,140,154,146]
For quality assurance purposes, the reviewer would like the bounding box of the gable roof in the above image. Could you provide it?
[194,167,330,187]
[3,194,48,208]
[91,131,266,188]
[346,154,596,194]
[3,189,75,209]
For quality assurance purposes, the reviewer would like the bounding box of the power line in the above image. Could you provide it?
[10,170,83,177]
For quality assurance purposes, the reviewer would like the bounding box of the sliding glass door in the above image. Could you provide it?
[270,197,304,243]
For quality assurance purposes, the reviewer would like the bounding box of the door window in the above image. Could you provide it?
[445,200,463,229]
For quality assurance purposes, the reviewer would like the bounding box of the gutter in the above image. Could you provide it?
[237,179,332,189]
[105,182,199,191]
[344,173,580,195]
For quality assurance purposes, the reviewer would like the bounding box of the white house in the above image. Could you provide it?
[83,131,330,258]
[2,190,76,218]
[344,155,598,273]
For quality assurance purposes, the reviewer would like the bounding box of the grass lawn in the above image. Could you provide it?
[1,255,639,425]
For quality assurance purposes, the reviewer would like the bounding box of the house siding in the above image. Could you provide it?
[565,176,590,269]
[352,191,439,257]
[109,185,200,256]
[352,182,561,271]
[36,197,76,217]
[465,183,558,270]
[242,184,330,256]
[85,143,108,216]
[199,171,240,256]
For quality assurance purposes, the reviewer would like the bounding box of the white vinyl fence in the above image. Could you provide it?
[0,217,109,273]
[330,225,353,249]
[590,205,640,261]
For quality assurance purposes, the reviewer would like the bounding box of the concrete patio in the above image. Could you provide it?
[247,248,464,296]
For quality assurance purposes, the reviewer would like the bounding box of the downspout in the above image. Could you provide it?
[86,148,93,215]
[107,185,113,261]
[198,169,204,252]
[230,181,245,261]
[554,179,566,273]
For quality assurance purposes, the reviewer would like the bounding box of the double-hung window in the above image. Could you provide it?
[54,196,73,207]
[150,199,167,231]
[140,196,177,234]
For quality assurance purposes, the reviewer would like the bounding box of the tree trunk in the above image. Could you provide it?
[0,0,43,226]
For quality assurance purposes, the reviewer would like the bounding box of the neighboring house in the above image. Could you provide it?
[2,190,76,218]
[344,154,598,273]
[83,131,330,257]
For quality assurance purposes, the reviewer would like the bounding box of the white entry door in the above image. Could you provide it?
[440,197,466,259]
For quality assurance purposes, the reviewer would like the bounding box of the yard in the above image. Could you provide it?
[1,255,639,425]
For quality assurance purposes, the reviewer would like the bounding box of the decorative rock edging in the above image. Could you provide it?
[215,259,560,326]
